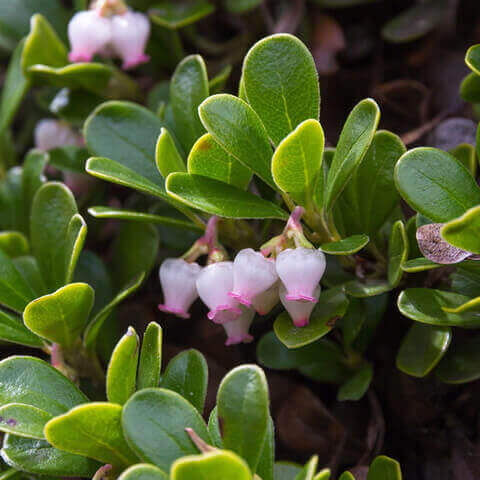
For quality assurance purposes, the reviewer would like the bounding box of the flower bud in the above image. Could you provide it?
[228,248,278,306]
[276,247,326,302]
[111,10,150,70]
[34,119,82,151]
[252,282,279,315]
[68,10,112,63]
[279,284,320,327]
[196,262,242,324]
[158,258,201,319]
[223,305,255,346]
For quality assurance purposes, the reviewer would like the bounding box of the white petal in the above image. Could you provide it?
[252,281,279,315]
[223,306,255,346]
[34,119,81,151]
[279,284,320,327]
[276,248,326,301]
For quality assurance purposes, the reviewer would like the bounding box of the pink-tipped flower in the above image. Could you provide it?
[196,262,242,324]
[158,258,201,319]
[223,306,255,346]
[228,249,278,307]
[280,284,320,327]
[252,282,279,315]
[34,119,82,151]
[68,10,112,63]
[276,247,326,302]
[111,10,150,70]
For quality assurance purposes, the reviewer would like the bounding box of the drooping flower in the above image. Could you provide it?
[228,248,278,307]
[111,10,150,70]
[68,10,112,63]
[34,119,82,151]
[279,284,320,327]
[196,261,241,324]
[252,282,279,315]
[276,247,326,302]
[222,306,255,346]
[158,258,201,319]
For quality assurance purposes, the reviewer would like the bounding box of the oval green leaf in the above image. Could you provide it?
[321,234,369,255]
[155,127,186,178]
[0,310,43,348]
[119,464,168,480]
[0,403,52,439]
[367,455,402,480]
[337,364,373,401]
[441,205,480,254]
[388,220,409,287]
[138,322,163,391]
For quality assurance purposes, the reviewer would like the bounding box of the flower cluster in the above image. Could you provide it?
[158,209,327,345]
[68,0,150,70]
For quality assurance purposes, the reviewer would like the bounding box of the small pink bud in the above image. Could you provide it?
[252,282,279,315]
[34,119,82,151]
[223,306,255,346]
[279,284,320,327]
[196,262,242,324]
[68,10,112,63]
[276,247,326,302]
[228,249,278,307]
[111,10,150,70]
[158,258,201,319]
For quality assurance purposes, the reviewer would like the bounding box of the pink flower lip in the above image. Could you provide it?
[207,305,242,324]
[158,304,190,319]
[68,51,93,62]
[225,333,254,346]
[123,53,150,70]
[293,317,309,328]
[285,293,317,302]
[228,292,252,306]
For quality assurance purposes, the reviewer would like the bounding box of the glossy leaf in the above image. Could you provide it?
[64,214,87,285]
[119,464,168,480]
[0,403,52,439]
[272,119,324,204]
[0,309,42,348]
[198,94,275,188]
[243,34,320,145]
[450,143,477,177]
[257,416,274,480]
[395,147,480,223]
[170,55,208,152]
[274,463,303,480]
[367,455,402,480]
[441,205,480,254]
[207,406,223,448]
[160,349,208,414]
[217,365,269,472]
[337,364,373,401]
[48,146,89,175]
[166,173,288,219]
[155,128,186,178]
[21,150,47,223]
[23,283,94,348]
[401,258,442,273]
[274,287,349,348]
[466,44,480,75]
[321,234,369,255]
[460,72,480,103]
[45,403,138,468]
[138,322,162,391]
[188,133,252,189]
[388,220,408,287]
[325,99,380,211]
[296,456,318,480]
[150,1,215,29]
[344,280,391,298]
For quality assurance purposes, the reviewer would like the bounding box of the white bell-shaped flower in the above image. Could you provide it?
[196,261,242,324]
[223,306,255,346]
[68,10,112,63]
[252,282,279,315]
[228,248,278,307]
[34,119,82,151]
[280,284,320,327]
[276,247,326,302]
[111,10,150,70]
[158,258,201,319]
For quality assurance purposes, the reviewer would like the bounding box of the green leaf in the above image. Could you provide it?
[63,214,87,285]
[21,150,47,226]
[1,435,100,477]
[22,15,68,74]
[296,456,318,480]
[0,309,42,348]
[12,256,46,299]
[367,455,402,480]
[314,469,331,480]
[111,222,159,289]
[325,99,380,211]
[170,55,208,152]
[396,323,451,378]
[224,0,261,13]
[155,128,186,178]
[0,232,29,258]
[274,463,303,480]
[344,280,391,298]
[166,173,288,219]
[401,258,442,273]
[84,273,145,351]
[257,416,274,480]
[450,143,477,177]
[23,283,94,348]
[460,73,480,103]
[207,406,223,448]
[466,44,480,75]
[272,119,324,205]
[209,64,232,94]
[441,205,480,254]
[150,1,215,29]
[107,327,140,406]
[160,349,208,414]
[171,451,252,480]
[119,464,168,480]
[217,365,269,472]
[397,288,480,327]
[0,248,38,312]
[0,356,87,415]
[48,146,89,174]
[338,473,354,480]
[337,364,373,401]
[45,403,138,469]
[274,287,349,348]
[30,182,79,291]
[394,147,480,223]
[381,0,449,43]
[198,94,275,188]
[242,34,320,146]
[138,322,162,391]
[122,388,210,471]
[321,234,369,255]
[188,133,252,189]
[388,220,408,287]
[0,403,52,439]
